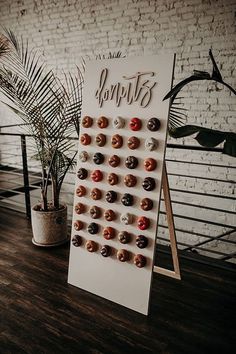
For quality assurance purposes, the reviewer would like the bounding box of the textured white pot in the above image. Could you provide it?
[31,204,68,247]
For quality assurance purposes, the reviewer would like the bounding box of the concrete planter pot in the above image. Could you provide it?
[31,204,68,247]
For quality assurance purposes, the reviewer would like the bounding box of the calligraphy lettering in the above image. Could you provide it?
[95,68,157,108]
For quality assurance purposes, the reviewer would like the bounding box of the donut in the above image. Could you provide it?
[134,254,146,268]
[74,220,83,231]
[91,169,103,182]
[111,134,123,148]
[137,216,150,230]
[120,213,133,225]
[121,193,133,206]
[147,117,161,131]
[90,205,101,219]
[142,177,156,191]
[136,235,148,249]
[106,190,117,203]
[107,173,118,186]
[117,249,130,262]
[103,226,115,240]
[113,116,125,129]
[118,231,131,244]
[129,117,142,131]
[140,198,153,211]
[82,116,93,128]
[93,152,104,165]
[76,185,86,197]
[145,137,158,151]
[125,156,138,169]
[72,235,82,247]
[87,222,99,234]
[80,133,91,145]
[75,202,86,214]
[95,133,106,147]
[144,158,157,171]
[109,155,120,167]
[86,240,97,252]
[77,168,88,180]
[101,245,112,257]
[79,151,89,162]
[124,174,137,187]
[127,136,140,150]
[90,188,102,200]
[104,209,116,222]
[97,116,108,128]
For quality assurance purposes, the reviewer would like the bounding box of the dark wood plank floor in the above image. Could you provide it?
[0,207,235,354]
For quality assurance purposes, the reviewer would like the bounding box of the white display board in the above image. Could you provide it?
[68,55,174,315]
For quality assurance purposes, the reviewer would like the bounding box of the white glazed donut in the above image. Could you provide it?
[113,116,125,129]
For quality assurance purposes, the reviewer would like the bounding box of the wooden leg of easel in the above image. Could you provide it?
[154,162,181,280]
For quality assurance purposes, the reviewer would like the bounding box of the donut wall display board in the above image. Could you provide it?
[68,55,174,315]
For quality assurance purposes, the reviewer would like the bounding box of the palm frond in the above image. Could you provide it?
[165,50,236,157]
[0,30,83,209]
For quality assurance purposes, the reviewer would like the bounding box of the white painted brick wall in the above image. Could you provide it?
[0,0,235,260]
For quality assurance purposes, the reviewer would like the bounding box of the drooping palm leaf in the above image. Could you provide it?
[164,50,236,157]
[170,125,236,157]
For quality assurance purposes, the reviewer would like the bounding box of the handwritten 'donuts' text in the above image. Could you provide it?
[95,68,157,108]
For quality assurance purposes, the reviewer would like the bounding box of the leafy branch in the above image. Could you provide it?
[0,30,83,210]
[164,50,236,157]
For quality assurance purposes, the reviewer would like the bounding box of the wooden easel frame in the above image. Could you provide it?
[154,162,181,280]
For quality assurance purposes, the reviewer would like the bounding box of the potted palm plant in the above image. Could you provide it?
[0,30,83,246]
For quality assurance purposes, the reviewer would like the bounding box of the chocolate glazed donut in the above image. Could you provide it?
[124,174,137,187]
[77,168,88,180]
[125,156,138,169]
[117,249,130,262]
[87,222,99,234]
[90,205,101,219]
[76,185,86,197]
[121,193,133,206]
[101,245,112,257]
[134,254,146,268]
[95,133,106,147]
[104,209,116,221]
[97,116,108,128]
[127,136,140,150]
[118,231,131,244]
[140,198,153,211]
[106,190,117,203]
[93,152,104,165]
[107,173,118,186]
[72,235,82,247]
[109,155,120,167]
[82,116,93,128]
[142,177,156,191]
[90,188,102,200]
[111,134,123,149]
[75,202,86,214]
[147,117,161,131]
[136,235,148,249]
